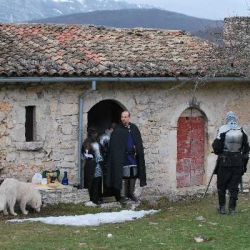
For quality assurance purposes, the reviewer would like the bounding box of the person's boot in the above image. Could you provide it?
[114,188,121,202]
[119,179,127,205]
[127,178,138,202]
[218,195,226,214]
[218,206,226,214]
[229,208,236,215]
[88,187,93,203]
[229,197,237,215]
[91,177,102,205]
[98,177,103,204]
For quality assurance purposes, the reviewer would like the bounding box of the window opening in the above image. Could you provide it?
[25,106,36,142]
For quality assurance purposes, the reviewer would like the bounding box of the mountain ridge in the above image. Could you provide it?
[0,0,154,23]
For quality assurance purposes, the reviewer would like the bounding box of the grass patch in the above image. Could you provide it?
[0,194,250,250]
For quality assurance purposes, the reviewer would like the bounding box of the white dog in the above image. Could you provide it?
[0,178,42,216]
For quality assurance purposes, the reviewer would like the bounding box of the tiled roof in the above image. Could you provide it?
[0,23,223,77]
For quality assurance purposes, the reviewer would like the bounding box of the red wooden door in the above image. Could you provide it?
[177,111,205,188]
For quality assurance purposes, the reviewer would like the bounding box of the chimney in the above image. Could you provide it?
[224,17,250,45]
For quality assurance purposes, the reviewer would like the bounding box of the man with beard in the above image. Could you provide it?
[212,111,249,215]
[107,110,147,204]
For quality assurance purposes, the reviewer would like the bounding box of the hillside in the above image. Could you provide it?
[29,8,223,35]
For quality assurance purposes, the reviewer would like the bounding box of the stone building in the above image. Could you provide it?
[0,20,249,200]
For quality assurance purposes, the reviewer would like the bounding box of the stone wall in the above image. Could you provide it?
[40,187,89,205]
[0,83,87,184]
[0,80,250,199]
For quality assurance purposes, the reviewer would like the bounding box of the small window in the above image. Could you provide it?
[25,106,36,142]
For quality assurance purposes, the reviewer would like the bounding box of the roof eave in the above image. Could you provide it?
[0,76,249,84]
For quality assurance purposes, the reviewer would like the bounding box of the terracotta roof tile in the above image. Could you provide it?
[0,23,227,77]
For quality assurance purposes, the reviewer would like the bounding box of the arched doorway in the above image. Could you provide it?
[176,108,206,188]
[87,100,125,198]
[88,100,125,134]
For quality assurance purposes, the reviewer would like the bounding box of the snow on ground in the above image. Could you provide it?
[8,210,159,227]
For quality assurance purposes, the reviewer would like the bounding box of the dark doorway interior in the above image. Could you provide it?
[87,100,125,198]
[88,100,124,134]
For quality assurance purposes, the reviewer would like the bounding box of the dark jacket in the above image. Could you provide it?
[106,123,147,190]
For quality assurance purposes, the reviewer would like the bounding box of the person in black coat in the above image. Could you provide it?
[106,110,147,204]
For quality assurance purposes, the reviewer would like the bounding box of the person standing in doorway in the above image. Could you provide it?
[212,111,249,215]
[99,122,117,197]
[81,126,104,205]
[99,123,117,163]
[107,110,147,204]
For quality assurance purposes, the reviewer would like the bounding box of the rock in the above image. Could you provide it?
[194,236,204,243]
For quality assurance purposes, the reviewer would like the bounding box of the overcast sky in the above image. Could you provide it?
[129,0,250,20]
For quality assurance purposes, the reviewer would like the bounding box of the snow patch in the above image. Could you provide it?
[9,210,159,227]
[53,9,63,14]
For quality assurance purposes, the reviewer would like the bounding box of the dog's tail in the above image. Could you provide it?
[0,192,6,211]
[0,180,7,211]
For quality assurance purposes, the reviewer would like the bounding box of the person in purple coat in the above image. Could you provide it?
[107,110,147,204]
